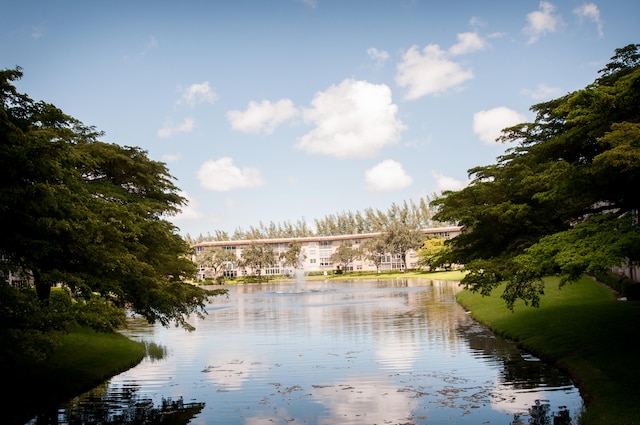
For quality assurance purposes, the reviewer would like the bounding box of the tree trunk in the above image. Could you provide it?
[33,269,51,305]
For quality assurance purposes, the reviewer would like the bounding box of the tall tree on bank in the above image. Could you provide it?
[329,242,361,273]
[432,44,640,308]
[383,223,425,272]
[0,68,223,330]
[240,243,276,279]
[279,241,304,270]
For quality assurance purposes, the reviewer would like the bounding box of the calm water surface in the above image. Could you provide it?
[29,279,583,424]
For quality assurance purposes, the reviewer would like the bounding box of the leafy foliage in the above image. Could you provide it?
[432,44,640,308]
[0,67,224,331]
[417,237,452,270]
[240,243,276,278]
[0,285,127,366]
[329,242,361,273]
[279,241,304,269]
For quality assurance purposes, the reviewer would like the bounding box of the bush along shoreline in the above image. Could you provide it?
[456,275,640,425]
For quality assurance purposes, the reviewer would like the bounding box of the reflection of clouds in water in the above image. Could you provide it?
[375,334,418,370]
[490,381,581,416]
[311,376,419,424]
[203,350,268,390]
[108,281,582,424]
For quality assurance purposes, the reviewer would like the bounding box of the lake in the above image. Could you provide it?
[27,279,583,424]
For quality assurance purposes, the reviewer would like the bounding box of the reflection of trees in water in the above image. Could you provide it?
[457,321,574,389]
[511,400,572,425]
[47,383,205,425]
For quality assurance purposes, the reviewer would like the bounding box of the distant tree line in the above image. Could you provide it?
[186,197,450,244]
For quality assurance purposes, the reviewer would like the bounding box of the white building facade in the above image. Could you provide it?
[193,226,462,279]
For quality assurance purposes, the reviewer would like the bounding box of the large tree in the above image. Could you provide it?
[195,247,237,281]
[279,241,304,270]
[329,241,361,273]
[383,222,425,272]
[240,243,276,279]
[0,67,223,330]
[432,44,640,308]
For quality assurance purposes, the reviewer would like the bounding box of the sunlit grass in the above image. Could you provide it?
[46,327,146,392]
[6,327,145,425]
[218,269,467,285]
[457,276,640,425]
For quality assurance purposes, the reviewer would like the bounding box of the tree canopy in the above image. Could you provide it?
[432,44,640,308]
[0,67,223,330]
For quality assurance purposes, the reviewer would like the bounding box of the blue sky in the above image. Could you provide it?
[1,0,637,237]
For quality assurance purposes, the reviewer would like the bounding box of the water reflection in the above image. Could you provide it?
[25,279,582,424]
[29,381,203,425]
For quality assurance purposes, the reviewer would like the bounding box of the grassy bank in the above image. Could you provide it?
[5,327,146,425]
[212,269,468,285]
[457,276,640,425]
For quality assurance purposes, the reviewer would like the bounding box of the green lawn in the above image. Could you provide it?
[457,276,640,425]
[4,327,146,425]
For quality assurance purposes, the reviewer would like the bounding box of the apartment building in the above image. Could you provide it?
[192,226,462,279]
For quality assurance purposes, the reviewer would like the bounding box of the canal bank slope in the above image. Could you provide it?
[456,275,640,425]
[4,327,145,425]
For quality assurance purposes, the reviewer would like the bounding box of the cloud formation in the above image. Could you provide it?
[396,44,474,99]
[473,107,527,144]
[449,32,487,56]
[367,47,390,66]
[432,171,469,193]
[178,82,217,106]
[197,157,266,191]
[524,1,563,44]
[227,99,299,134]
[157,117,195,138]
[521,83,561,100]
[177,82,217,106]
[171,191,203,220]
[573,3,603,37]
[365,160,413,192]
[296,79,405,159]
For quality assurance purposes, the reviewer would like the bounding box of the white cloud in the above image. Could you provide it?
[197,157,266,191]
[157,117,195,138]
[448,32,487,56]
[432,171,469,193]
[469,16,487,28]
[473,107,527,144]
[227,99,299,134]
[573,3,603,37]
[364,160,413,192]
[367,47,390,66]
[178,82,217,106]
[161,153,181,162]
[523,1,563,45]
[521,83,561,100]
[171,192,203,221]
[396,44,473,100]
[296,79,405,159]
